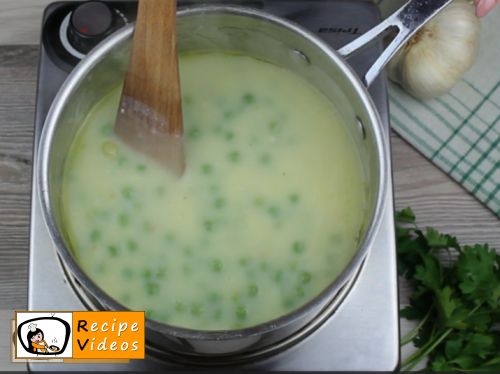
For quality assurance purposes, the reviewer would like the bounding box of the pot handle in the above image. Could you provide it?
[337,0,455,87]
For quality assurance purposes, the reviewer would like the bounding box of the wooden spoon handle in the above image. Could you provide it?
[121,0,182,136]
[115,0,185,177]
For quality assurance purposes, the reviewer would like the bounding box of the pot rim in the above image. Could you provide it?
[37,4,389,342]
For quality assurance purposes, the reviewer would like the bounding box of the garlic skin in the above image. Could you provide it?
[387,0,481,100]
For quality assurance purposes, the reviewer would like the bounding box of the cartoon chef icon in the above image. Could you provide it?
[27,323,48,354]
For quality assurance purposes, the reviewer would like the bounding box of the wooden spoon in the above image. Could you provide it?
[114,0,185,177]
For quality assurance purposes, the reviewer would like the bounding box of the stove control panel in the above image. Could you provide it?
[42,1,264,72]
[67,1,126,54]
[42,1,138,72]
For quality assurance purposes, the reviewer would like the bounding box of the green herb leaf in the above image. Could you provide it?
[395,207,415,223]
[396,207,500,371]
[426,227,459,249]
[456,244,500,308]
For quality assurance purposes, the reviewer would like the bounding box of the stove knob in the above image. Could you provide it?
[67,1,118,54]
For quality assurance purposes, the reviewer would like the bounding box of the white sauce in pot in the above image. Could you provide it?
[62,53,366,330]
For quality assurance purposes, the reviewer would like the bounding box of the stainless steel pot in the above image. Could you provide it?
[38,0,454,359]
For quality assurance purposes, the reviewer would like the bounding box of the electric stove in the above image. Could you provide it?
[28,0,400,370]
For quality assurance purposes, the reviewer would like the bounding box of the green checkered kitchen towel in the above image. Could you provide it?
[377,0,500,215]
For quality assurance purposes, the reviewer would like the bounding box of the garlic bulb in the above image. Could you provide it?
[387,0,481,100]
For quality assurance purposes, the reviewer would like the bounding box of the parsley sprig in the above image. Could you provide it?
[397,207,500,371]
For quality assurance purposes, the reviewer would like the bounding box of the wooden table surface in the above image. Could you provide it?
[1,40,500,370]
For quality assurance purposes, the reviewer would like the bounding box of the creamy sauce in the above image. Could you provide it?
[62,53,366,330]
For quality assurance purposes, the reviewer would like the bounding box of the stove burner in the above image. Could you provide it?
[29,1,399,371]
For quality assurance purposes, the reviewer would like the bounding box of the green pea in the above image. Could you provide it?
[215,198,225,209]
[165,233,176,243]
[232,322,244,329]
[188,127,201,139]
[127,240,137,252]
[231,295,240,303]
[301,271,312,284]
[175,301,186,312]
[202,164,213,175]
[182,265,193,275]
[102,141,118,157]
[145,310,155,319]
[247,285,259,297]
[118,213,129,227]
[290,194,300,204]
[142,269,152,278]
[146,282,159,296]
[95,264,105,274]
[143,221,153,232]
[204,220,214,231]
[156,267,167,279]
[183,95,193,105]
[267,206,280,218]
[260,154,272,165]
[159,314,170,324]
[239,258,248,266]
[90,230,101,243]
[208,293,221,303]
[137,164,147,172]
[295,286,305,297]
[108,246,118,257]
[122,268,133,279]
[212,259,223,272]
[121,187,134,199]
[226,132,234,141]
[269,122,278,131]
[242,93,255,104]
[117,156,128,166]
[157,187,165,196]
[283,298,295,309]
[214,310,222,320]
[190,303,205,316]
[228,152,240,162]
[236,305,247,320]
[100,124,113,135]
[272,270,283,283]
[224,111,234,119]
[183,247,193,257]
[92,210,109,223]
[292,241,306,254]
[253,197,264,207]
